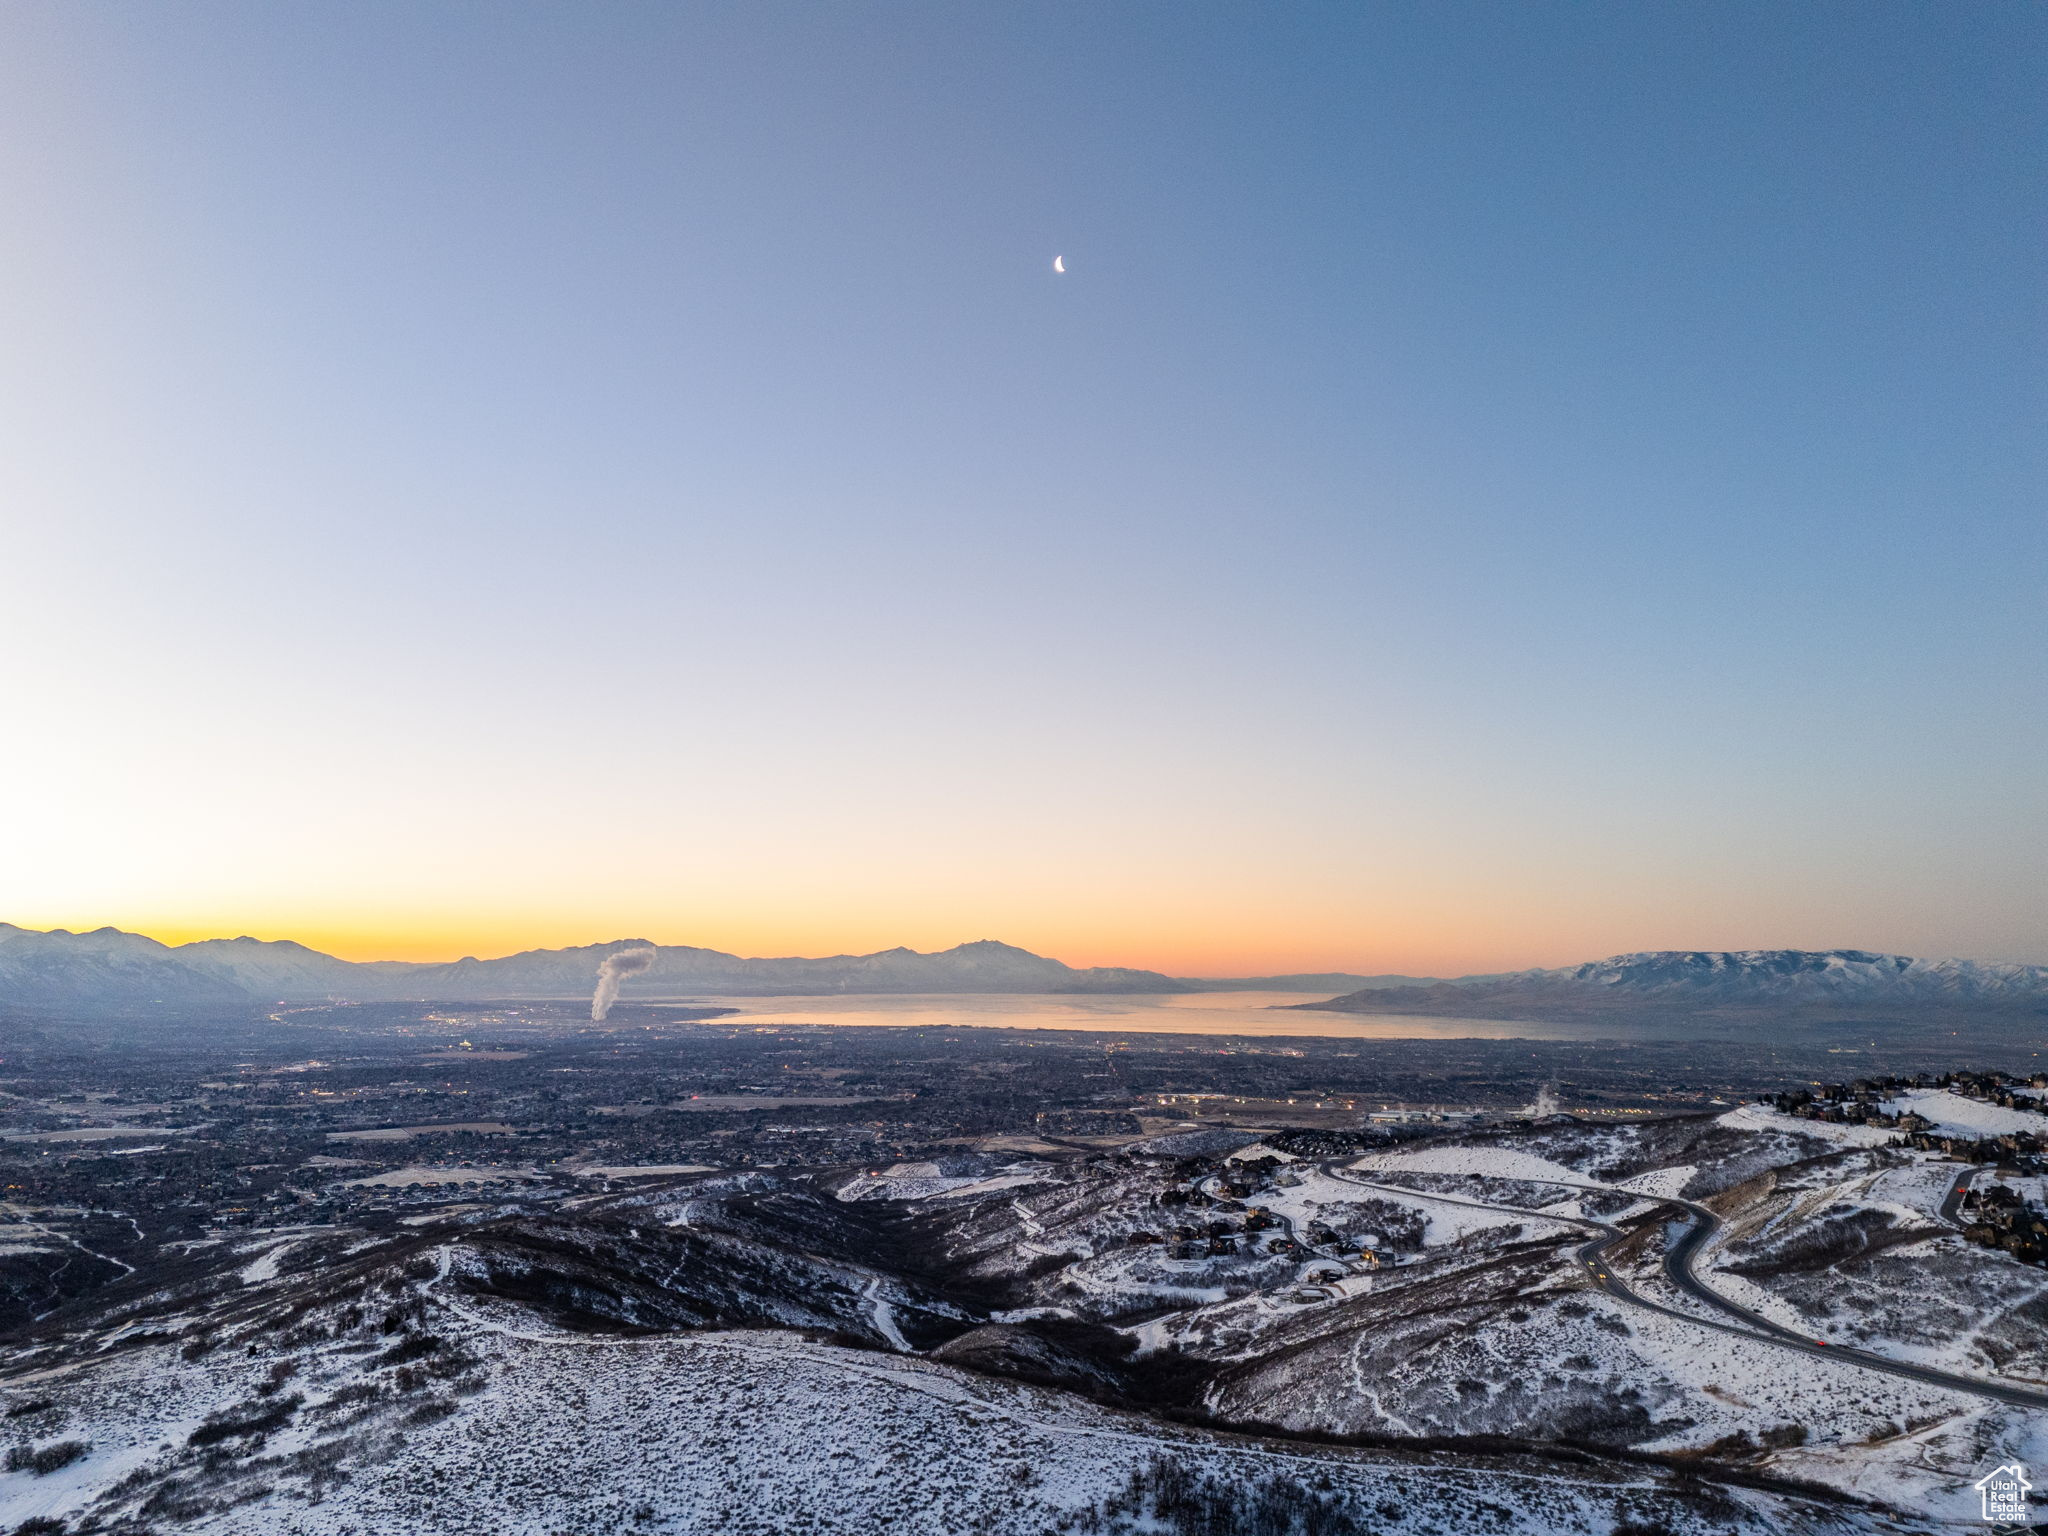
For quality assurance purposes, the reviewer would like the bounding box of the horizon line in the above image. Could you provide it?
[7,920,2038,975]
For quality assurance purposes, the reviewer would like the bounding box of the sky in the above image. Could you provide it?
[1,2,2042,976]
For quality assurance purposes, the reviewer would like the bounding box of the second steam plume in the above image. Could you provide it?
[591,946,656,1021]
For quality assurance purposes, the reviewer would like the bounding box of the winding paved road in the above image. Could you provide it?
[1319,1161,2048,1411]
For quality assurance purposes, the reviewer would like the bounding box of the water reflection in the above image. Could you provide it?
[662,990,1617,1040]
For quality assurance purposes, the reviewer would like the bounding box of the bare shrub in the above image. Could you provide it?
[188,1395,301,1448]
[4,1440,87,1475]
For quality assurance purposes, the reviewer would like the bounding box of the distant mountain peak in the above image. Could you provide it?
[1303,946,2048,1017]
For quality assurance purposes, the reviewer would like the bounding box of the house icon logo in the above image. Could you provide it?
[1976,1462,2032,1524]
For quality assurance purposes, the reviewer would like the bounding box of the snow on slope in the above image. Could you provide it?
[11,1112,2039,1533]
[836,1164,984,1201]
[1615,1299,2048,1521]
[1191,1231,2031,1518]
[235,1237,301,1285]
[1715,1103,1895,1148]
[1883,1088,2048,1138]
[1612,1165,1696,1199]
[1349,1145,1598,1186]
[1261,1169,1578,1248]
[1717,1088,2048,1151]
[928,1170,1049,1200]
[0,1312,1863,1535]
[1489,949,2048,1003]
[1693,1152,2048,1382]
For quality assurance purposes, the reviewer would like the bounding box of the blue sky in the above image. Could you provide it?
[2,2,2041,971]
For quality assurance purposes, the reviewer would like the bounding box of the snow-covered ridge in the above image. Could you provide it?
[1302,948,2048,1015]
[1505,949,2048,1000]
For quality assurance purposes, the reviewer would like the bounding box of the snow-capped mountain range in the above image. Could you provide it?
[1307,948,2048,1015]
[2,925,2043,1016]
[0,924,1184,1010]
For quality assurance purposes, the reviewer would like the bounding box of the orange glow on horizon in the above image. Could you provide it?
[17,907,1617,980]
[72,921,1400,978]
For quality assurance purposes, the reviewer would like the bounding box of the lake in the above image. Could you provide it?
[661,990,1613,1040]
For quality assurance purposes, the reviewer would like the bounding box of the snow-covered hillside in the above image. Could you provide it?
[2,1107,2043,1530]
[0,1228,1874,1536]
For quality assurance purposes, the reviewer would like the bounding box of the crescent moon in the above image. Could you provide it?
[1052,255,1065,274]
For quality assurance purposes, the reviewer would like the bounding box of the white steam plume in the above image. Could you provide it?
[591,946,656,1021]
